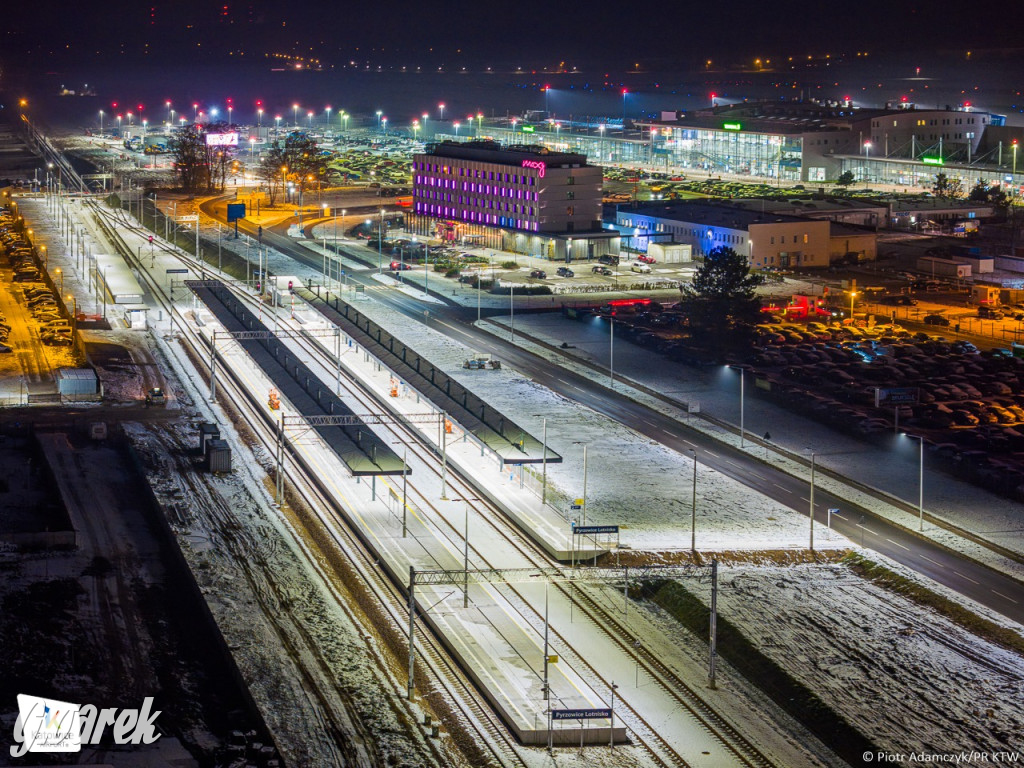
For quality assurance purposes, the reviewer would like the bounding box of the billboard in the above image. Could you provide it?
[206,132,239,147]
[875,387,919,407]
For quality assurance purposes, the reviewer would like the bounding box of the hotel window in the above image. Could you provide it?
[803,234,808,243]
[567,176,575,185]
[567,190,575,200]
[567,206,575,215]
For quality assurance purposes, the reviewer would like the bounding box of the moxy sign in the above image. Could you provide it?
[521,159,546,177]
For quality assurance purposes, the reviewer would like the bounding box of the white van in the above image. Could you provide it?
[630,262,652,274]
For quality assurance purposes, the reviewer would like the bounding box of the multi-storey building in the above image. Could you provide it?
[409,140,616,260]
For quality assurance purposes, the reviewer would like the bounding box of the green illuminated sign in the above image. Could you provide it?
[723,122,742,131]
[521,125,535,133]
[922,156,944,166]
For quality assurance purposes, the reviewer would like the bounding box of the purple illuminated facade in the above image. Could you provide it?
[411,141,603,240]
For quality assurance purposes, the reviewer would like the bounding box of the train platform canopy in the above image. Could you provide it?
[186,280,405,476]
[93,254,145,304]
[295,285,561,466]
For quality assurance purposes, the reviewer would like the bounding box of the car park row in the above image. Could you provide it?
[0,205,73,347]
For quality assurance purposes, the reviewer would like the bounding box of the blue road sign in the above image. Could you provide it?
[552,708,612,721]
[226,203,245,222]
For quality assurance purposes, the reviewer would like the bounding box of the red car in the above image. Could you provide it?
[389,261,412,271]
[637,254,657,264]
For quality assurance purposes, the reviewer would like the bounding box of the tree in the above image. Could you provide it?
[835,170,855,187]
[169,124,209,193]
[169,121,237,194]
[278,131,329,206]
[968,180,1009,211]
[256,146,287,206]
[676,246,765,358]
[932,173,963,201]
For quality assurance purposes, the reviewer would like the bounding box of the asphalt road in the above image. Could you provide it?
[202,198,1024,624]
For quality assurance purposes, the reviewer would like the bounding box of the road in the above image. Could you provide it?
[201,197,1024,625]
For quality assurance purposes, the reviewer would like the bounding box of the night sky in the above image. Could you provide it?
[4,0,1021,71]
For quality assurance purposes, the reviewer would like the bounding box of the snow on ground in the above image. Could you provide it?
[335,294,844,553]
[680,562,1024,757]
[478,312,1024,582]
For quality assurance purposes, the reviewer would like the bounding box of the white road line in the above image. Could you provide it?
[885,538,910,551]
[855,524,879,536]
[725,459,740,468]
[774,484,793,493]
[661,429,675,438]
[832,512,848,520]
[953,570,980,585]
[919,554,944,567]
[748,471,766,481]
[683,439,698,448]
[704,450,718,458]
[641,418,657,428]
[991,590,1019,604]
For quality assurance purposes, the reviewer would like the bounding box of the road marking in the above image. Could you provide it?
[953,570,980,585]
[661,428,676,438]
[855,523,879,536]
[725,459,741,468]
[556,378,572,387]
[704,450,718,458]
[919,554,944,567]
[748,471,766,481]
[774,484,793,493]
[641,418,657,428]
[991,590,1019,604]
[682,439,698,448]
[885,538,910,551]
[832,512,848,520]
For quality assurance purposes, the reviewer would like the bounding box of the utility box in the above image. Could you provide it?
[207,439,232,473]
[89,422,108,440]
[199,422,221,454]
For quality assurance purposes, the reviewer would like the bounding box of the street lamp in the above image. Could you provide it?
[292,103,300,127]
[453,121,461,137]
[689,449,698,553]
[381,117,388,133]
[438,102,445,120]
[325,105,332,127]
[55,268,63,294]
[848,289,859,324]
[275,115,282,134]
[903,434,926,531]
[727,365,746,447]
[806,449,816,551]
[342,111,349,133]
[376,110,383,131]
[98,110,104,136]
[476,112,483,136]
[67,295,77,330]
[622,88,628,126]
[598,124,606,161]
[307,111,314,128]
[1014,140,1019,177]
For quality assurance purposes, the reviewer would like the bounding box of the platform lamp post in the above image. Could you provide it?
[376,110,383,132]
[530,415,549,505]
[451,497,480,608]
[55,268,63,295]
[292,103,299,127]
[325,105,331,128]
[438,102,445,121]
[98,110,104,136]
[67,295,77,331]
[453,121,461,137]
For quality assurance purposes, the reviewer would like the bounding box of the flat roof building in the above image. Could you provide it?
[617,201,876,269]
[409,140,612,260]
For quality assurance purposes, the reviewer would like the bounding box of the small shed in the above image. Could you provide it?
[199,423,220,454]
[56,368,98,396]
[207,439,231,473]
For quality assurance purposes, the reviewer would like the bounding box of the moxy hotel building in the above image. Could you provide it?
[409,141,618,261]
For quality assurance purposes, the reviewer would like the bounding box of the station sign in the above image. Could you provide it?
[165,268,188,274]
[723,122,742,131]
[573,525,619,535]
[921,156,944,166]
[552,708,612,721]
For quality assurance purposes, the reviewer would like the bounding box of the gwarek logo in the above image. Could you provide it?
[13,694,80,753]
[12,694,161,757]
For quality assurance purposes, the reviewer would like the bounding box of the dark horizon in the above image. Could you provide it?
[5,0,1024,73]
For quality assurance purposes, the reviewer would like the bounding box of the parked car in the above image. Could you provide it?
[556,267,574,277]
[598,254,619,266]
[636,254,657,264]
[630,262,652,274]
[978,305,1004,320]
[592,265,613,275]
[923,314,950,326]
[529,269,547,279]
[388,261,412,270]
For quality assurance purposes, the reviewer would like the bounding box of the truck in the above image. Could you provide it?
[916,256,972,278]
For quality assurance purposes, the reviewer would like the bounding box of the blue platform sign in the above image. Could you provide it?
[226,203,246,222]
[573,525,619,535]
[552,708,612,721]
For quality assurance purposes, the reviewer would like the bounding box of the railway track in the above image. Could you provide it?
[90,199,781,768]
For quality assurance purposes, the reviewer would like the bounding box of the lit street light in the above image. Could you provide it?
[292,103,299,127]
[376,110,383,131]
[438,102,445,120]
[453,121,461,137]
[903,434,926,531]
[55,268,63,294]
[806,449,816,551]
[689,449,698,553]
[727,365,746,447]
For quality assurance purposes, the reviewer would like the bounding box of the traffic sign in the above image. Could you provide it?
[166,268,188,274]
[573,525,619,535]
[570,504,582,511]
[551,708,611,721]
